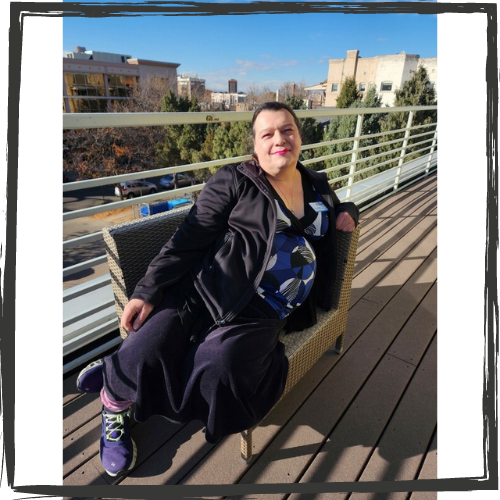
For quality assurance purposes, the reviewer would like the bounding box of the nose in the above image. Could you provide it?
[274,130,287,145]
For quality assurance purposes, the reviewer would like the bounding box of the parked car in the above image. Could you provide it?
[115,180,158,199]
[159,173,196,190]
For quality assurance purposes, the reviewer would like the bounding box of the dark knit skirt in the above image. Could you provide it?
[102,279,288,443]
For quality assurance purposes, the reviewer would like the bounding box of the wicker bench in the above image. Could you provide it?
[103,205,360,463]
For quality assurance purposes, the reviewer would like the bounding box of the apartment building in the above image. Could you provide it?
[177,74,206,100]
[210,92,247,111]
[63,47,180,113]
[325,50,437,107]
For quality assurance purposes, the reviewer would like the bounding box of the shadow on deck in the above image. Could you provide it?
[63,174,438,499]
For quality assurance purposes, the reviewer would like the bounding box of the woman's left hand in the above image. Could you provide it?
[336,211,356,232]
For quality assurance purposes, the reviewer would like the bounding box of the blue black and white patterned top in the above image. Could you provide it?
[257,177,330,319]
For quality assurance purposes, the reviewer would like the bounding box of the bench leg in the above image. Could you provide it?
[241,429,253,464]
[334,332,345,354]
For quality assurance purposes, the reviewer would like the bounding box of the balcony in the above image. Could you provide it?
[63,173,437,491]
[62,105,439,492]
[63,105,437,374]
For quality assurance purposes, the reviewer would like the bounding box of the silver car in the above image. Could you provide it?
[115,180,158,199]
[159,173,196,190]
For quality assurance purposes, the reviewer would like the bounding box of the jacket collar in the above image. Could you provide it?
[236,159,263,179]
[237,159,334,207]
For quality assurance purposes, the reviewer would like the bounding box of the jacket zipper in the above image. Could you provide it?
[215,170,277,326]
[215,163,334,326]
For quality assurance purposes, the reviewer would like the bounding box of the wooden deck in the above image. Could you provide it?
[63,174,437,498]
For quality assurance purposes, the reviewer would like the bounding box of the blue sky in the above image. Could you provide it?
[63,9,437,92]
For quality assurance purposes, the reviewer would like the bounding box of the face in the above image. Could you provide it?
[252,109,302,177]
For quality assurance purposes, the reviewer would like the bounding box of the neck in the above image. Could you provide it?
[265,166,298,183]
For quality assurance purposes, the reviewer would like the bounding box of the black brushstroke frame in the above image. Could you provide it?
[2,1,498,498]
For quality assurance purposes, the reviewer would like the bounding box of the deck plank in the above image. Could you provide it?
[286,287,437,499]
[230,243,436,491]
[349,335,437,499]
[357,181,436,257]
[408,431,438,500]
[285,354,418,500]
[62,174,438,494]
[352,203,437,304]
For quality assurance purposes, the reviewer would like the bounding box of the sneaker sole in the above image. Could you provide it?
[76,359,103,393]
[104,438,137,477]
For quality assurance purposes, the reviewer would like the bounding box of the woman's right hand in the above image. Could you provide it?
[121,298,154,333]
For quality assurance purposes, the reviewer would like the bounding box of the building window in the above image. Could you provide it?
[108,74,134,98]
[66,73,106,98]
[381,81,393,92]
[359,82,366,92]
[63,72,136,113]
[70,98,108,113]
[331,83,339,92]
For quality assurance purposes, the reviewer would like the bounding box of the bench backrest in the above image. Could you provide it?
[103,205,358,338]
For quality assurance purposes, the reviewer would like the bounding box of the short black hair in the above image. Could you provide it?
[251,101,302,138]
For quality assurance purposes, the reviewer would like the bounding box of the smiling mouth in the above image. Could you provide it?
[273,149,290,155]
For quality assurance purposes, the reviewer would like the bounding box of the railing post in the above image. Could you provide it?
[393,110,414,191]
[346,114,364,202]
[425,128,438,176]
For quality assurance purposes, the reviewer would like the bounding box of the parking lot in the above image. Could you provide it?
[63,176,196,289]
[63,177,161,289]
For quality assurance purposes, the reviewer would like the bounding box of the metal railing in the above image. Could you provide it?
[62,105,437,372]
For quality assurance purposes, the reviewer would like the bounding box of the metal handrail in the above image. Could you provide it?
[62,105,438,130]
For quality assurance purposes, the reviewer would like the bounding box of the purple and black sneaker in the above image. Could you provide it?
[100,406,137,477]
[76,359,104,393]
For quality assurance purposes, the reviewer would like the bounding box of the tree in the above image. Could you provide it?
[210,121,252,174]
[395,66,437,108]
[245,84,276,110]
[318,86,383,187]
[123,75,177,113]
[63,76,177,180]
[379,66,437,165]
[157,91,210,173]
[284,95,322,164]
[335,77,362,108]
[278,81,307,101]
[382,66,437,128]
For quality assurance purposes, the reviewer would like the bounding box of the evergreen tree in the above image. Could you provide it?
[156,91,210,184]
[210,121,252,174]
[335,77,362,108]
[284,95,322,164]
[394,66,437,108]
[211,123,233,160]
[354,87,384,175]
[319,85,383,187]
[379,66,437,165]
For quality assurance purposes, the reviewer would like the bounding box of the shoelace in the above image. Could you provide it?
[104,410,128,442]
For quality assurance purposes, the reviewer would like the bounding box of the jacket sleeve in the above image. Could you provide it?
[329,185,360,227]
[131,166,238,306]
